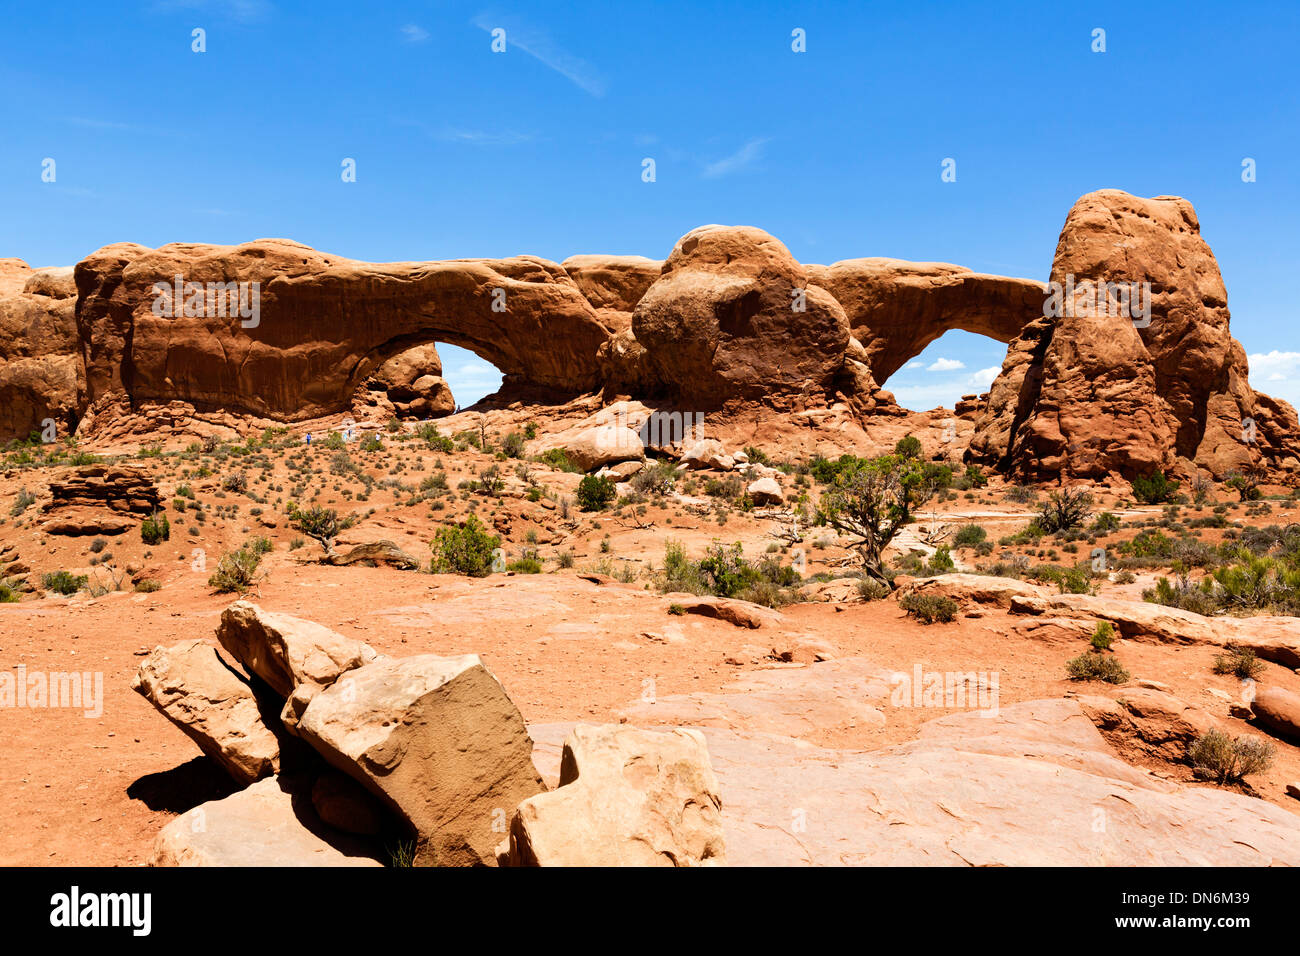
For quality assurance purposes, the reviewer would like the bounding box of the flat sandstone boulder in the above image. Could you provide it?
[151,776,382,867]
[131,639,280,785]
[217,600,376,699]
[296,653,546,866]
[506,724,726,866]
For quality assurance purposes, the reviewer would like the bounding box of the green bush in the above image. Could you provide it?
[0,580,20,603]
[1037,488,1093,533]
[963,464,988,488]
[952,524,987,548]
[288,504,355,553]
[1065,652,1129,684]
[42,570,87,595]
[430,515,501,577]
[506,556,543,574]
[1090,621,1115,651]
[134,578,162,593]
[898,592,959,624]
[501,432,526,458]
[141,512,170,545]
[1131,472,1180,505]
[576,475,616,512]
[208,544,264,594]
[1212,644,1265,680]
[1189,729,1274,784]
[1090,511,1121,533]
[894,436,922,459]
[539,448,580,473]
[416,423,454,453]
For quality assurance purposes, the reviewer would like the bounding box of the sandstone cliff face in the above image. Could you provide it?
[0,259,84,441]
[970,189,1298,479]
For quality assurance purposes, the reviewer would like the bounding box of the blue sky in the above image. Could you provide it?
[3,0,1297,409]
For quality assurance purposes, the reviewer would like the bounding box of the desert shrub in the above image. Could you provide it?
[141,511,171,545]
[894,435,922,459]
[501,432,526,458]
[1189,730,1274,784]
[696,541,759,598]
[221,471,249,493]
[288,504,355,553]
[952,524,987,548]
[9,488,37,517]
[89,537,107,554]
[506,556,543,574]
[557,550,575,569]
[1089,511,1121,533]
[42,570,87,595]
[1037,488,1093,534]
[430,515,500,577]
[416,423,454,453]
[1213,644,1265,680]
[925,546,955,575]
[856,577,890,601]
[1005,485,1038,505]
[898,592,958,624]
[208,544,264,593]
[1123,529,1174,559]
[576,475,616,512]
[477,465,505,497]
[359,434,383,453]
[1090,621,1115,651]
[1143,574,1220,616]
[815,454,939,586]
[1032,563,1093,594]
[1224,471,1263,502]
[134,578,162,593]
[963,464,988,489]
[631,460,679,498]
[1065,652,1129,684]
[743,445,770,465]
[539,448,580,473]
[1131,471,1180,505]
[0,580,20,603]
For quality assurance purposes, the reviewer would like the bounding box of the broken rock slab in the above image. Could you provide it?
[216,600,376,699]
[296,653,546,867]
[131,639,280,785]
[151,775,383,867]
[505,724,725,867]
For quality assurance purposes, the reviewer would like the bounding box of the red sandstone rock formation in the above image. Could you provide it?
[0,192,1292,482]
[970,190,1299,479]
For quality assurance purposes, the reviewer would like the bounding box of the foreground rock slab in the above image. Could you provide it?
[538,661,1300,865]
[506,724,726,867]
[151,776,382,867]
[216,600,375,699]
[131,640,280,785]
[297,653,546,866]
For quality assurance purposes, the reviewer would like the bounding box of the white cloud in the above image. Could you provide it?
[401,24,430,43]
[472,15,606,96]
[905,361,924,370]
[1248,351,1300,410]
[971,366,1001,387]
[702,138,768,179]
[927,357,965,372]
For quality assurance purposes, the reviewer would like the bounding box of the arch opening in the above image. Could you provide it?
[878,329,1007,414]
[351,338,506,420]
